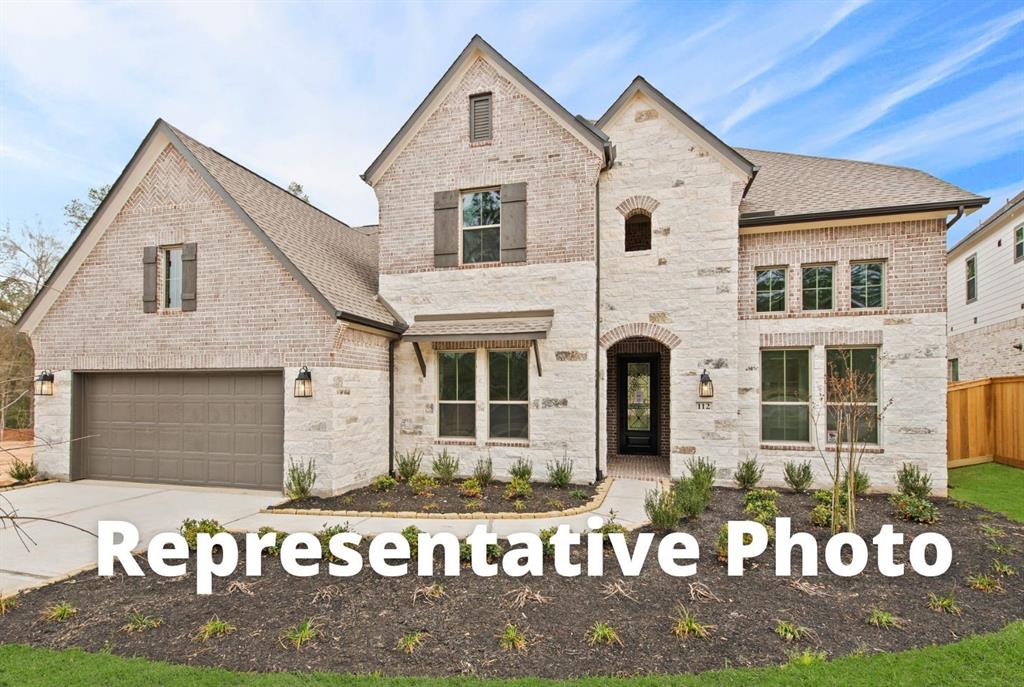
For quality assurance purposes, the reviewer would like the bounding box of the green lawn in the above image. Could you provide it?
[1,622,1021,687]
[949,463,1024,522]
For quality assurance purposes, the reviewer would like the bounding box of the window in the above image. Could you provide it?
[850,262,883,309]
[462,190,500,264]
[489,350,529,439]
[948,358,959,383]
[624,212,652,252]
[438,352,475,437]
[965,255,977,303]
[802,265,833,310]
[469,93,492,142]
[164,246,182,309]
[826,348,879,444]
[760,349,810,442]
[1015,226,1023,263]
[756,268,787,312]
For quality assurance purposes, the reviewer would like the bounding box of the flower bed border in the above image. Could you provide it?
[0,478,59,493]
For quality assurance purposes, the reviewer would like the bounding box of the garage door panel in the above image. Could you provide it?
[78,372,283,489]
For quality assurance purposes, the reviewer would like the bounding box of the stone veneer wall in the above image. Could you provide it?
[948,316,1024,381]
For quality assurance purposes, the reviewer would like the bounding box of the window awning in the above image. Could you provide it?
[402,310,553,342]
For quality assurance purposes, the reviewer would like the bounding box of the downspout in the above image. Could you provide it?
[946,205,965,229]
[388,340,396,478]
[594,176,604,484]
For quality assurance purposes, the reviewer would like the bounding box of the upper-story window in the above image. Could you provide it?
[850,262,884,309]
[469,93,492,142]
[624,212,652,252]
[802,265,833,310]
[756,267,786,312]
[965,255,977,303]
[164,246,182,309]
[462,190,501,264]
[1015,226,1022,263]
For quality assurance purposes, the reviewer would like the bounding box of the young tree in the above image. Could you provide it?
[286,181,309,202]
[0,221,65,324]
[63,184,110,231]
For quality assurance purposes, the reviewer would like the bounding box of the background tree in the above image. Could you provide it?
[286,181,309,202]
[63,184,110,231]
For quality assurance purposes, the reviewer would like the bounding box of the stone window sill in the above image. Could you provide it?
[435,438,476,447]
[826,444,884,454]
[485,440,530,448]
[760,443,815,451]
[623,249,653,258]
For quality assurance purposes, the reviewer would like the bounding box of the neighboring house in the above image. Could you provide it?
[18,36,987,496]
[946,190,1024,382]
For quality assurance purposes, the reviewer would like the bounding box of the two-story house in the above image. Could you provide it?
[19,36,987,496]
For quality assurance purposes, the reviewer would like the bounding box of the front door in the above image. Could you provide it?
[618,354,659,455]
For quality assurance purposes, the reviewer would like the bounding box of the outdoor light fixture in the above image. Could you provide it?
[34,370,54,396]
[294,366,313,398]
[698,369,714,398]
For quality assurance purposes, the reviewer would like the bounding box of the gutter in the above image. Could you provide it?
[335,309,407,335]
[741,165,760,199]
[739,199,988,228]
[945,205,965,229]
[388,340,396,478]
[594,179,603,483]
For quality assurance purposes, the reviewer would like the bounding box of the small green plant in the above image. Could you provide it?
[397,631,426,654]
[401,525,422,556]
[372,474,397,492]
[538,526,557,557]
[570,488,588,502]
[281,618,321,650]
[787,649,827,666]
[783,460,813,493]
[509,457,533,482]
[843,468,871,496]
[458,477,482,498]
[464,498,484,511]
[431,449,459,484]
[868,608,901,629]
[179,518,226,550]
[591,513,628,544]
[257,526,285,556]
[0,595,18,615]
[967,573,1003,593]
[980,524,1006,539]
[7,456,37,483]
[927,592,962,615]
[775,620,810,642]
[315,523,351,560]
[472,457,493,486]
[498,622,527,652]
[44,602,77,623]
[587,621,622,646]
[686,456,717,493]
[121,611,161,633]
[99,640,114,656]
[734,457,763,490]
[284,457,317,499]
[377,499,393,510]
[503,476,532,500]
[992,559,1017,577]
[644,487,682,532]
[544,497,565,510]
[513,499,526,512]
[546,455,574,488]
[987,540,1018,556]
[459,539,503,563]
[672,477,711,519]
[195,616,236,641]
[715,524,731,562]
[671,604,713,639]
[743,488,780,524]
[412,582,446,603]
[809,503,832,528]
[396,449,424,482]
[409,472,438,496]
[890,493,938,523]
[896,463,931,499]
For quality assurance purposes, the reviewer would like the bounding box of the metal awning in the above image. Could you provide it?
[402,310,553,342]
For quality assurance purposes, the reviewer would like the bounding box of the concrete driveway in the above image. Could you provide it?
[0,480,279,596]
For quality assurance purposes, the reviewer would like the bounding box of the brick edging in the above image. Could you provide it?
[0,479,59,493]
[260,478,615,520]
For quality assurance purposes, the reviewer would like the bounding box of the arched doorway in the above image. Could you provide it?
[606,336,670,478]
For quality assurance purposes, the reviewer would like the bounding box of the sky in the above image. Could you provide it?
[1,0,1022,248]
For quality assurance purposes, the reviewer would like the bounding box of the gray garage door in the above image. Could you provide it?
[75,371,284,490]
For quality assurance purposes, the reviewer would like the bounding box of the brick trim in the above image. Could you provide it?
[616,195,660,218]
[759,330,883,348]
[600,322,681,349]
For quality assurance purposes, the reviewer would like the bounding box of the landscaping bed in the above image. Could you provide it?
[2,488,1022,679]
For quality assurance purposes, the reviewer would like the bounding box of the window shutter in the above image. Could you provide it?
[469,94,492,141]
[142,246,157,313]
[500,183,527,263]
[181,242,197,311]
[433,190,459,267]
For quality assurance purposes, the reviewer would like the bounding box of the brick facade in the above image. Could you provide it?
[948,316,1024,380]
[606,337,671,463]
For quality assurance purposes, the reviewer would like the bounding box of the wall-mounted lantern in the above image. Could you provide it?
[698,369,714,399]
[34,370,54,396]
[294,366,313,398]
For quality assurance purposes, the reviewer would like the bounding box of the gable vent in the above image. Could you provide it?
[470,93,492,142]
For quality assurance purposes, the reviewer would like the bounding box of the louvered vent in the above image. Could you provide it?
[469,93,492,141]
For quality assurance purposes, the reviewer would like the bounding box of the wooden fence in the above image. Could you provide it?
[948,375,1024,469]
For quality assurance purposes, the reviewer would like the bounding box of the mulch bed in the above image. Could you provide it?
[2,489,1022,679]
[271,478,599,515]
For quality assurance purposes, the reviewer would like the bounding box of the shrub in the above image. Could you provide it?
[179,518,225,550]
[409,473,438,496]
[397,631,426,654]
[717,522,773,561]
[509,458,533,482]
[644,487,682,532]
[472,457,493,486]
[868,609,901,629]
[672,477,710,519]
[315,523,351,560]
[195,616,235,641]
[896,463,932,499]
[44,602,77,623]
[372,475,397,492]
[734,458,763,490]
[587,622,623,647]
[0,595,18,616]
[809,504,832,528]
[927,592,961,615]
[538,527,557,557]
[431,450,459,484]
[257,526,285,556]
[775,620,810,642]
[570,488,589,502]
[546,455,574,488]
[783,460,813,493]
[7,456,37,483]
[459,539,504,563]
[284,458,317,499]
[401,525,422,557]
[811,489,832,506]
[503,476,532,500]
[458,478,482,498]
[843,468,871,496]
[743,489,780,523]
[498,622,527,652]
[671,604,713,639]
[890,493,937,524]
[686,456,717,493]
[396,449,424,482]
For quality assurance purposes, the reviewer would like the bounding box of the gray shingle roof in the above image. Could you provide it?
[403,311,553,341]
[170,126,397,328]
[737,148,986,223]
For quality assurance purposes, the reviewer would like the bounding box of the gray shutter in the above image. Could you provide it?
[500,183,527,263]
[434,190,459,268]
[142,246,157,313]
[181,242,197,312]
[470,94,492,141]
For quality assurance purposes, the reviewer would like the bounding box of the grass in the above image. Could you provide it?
[1,622,1021,685]
[281,619,321,650]
[949,464,1024,522]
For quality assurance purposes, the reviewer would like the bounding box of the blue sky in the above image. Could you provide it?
[1,0,1022,247]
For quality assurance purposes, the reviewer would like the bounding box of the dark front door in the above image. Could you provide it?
[618,354,659,455]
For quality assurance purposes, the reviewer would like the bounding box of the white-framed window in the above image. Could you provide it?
[163,246,182,309]
[965,254,977,303]
[850,261,884,309]
[756,267,787,313]
[826,347,880,445]
[488,350,529,439]
[760,348,810,442]
[461,189,501,264]
[437,351,475,438]
[1014,226,1022,263]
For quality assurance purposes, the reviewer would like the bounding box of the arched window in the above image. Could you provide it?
[625,212,652,252]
